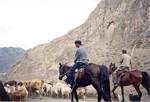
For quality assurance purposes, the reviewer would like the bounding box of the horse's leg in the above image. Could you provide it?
[98,92,102,102]
[112,85,118,98]
[74,87,79,102]
[92,83,102,102]
[134,85,142,101]
[121,86,125,102]
[71,89,74,102]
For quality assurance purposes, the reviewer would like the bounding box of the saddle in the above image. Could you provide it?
[116,67,142,85]
[117,68,129,79]
[117,68,142,79]
[74,65,87,82]
[115,67,130,84]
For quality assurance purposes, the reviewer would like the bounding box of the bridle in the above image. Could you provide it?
[59,64,71,79]
[112,65,118,73]
[109,64,117,74]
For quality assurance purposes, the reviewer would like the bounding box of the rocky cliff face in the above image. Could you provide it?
[0,47,25,73]
[5,0,150,82]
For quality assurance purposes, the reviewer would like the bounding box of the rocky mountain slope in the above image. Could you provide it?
[5,0,150,82]
[0,47,25,73]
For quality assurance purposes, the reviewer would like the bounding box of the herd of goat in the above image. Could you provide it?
[3,79,97,101]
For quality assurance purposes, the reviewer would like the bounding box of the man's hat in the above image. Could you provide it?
[122,48,127,51]
[74,40,82,45]
[122,48,127,53]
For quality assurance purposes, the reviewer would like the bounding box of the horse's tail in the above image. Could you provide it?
[99,65,111,101]
[141,72,150,96]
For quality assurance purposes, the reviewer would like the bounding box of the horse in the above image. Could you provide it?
[109,63,150,102]
[0,80,10,101]
[58,63,111,102]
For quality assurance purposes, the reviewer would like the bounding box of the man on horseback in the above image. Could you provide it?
[109,49,150,102]
[120,49,132,70]
[66,40,89,87]
[112,49,132,87]
[116,49,132,84]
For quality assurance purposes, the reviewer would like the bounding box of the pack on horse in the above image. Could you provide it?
[0,80,10,101]
[109,63,150,102]
[58,63,111,102]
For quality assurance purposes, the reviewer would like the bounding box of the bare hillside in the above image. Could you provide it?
[5,0,150,81]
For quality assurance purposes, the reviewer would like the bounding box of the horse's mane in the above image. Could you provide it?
[62,64,72,70]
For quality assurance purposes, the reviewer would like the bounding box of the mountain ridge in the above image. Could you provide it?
[0,47,25,73]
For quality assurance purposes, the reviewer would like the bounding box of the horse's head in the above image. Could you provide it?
[109,63,117,74]
[58,63,70,80]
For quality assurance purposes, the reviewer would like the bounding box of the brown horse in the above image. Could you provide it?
[109,63,150,102]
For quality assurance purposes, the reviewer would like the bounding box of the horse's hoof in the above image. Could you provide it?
[121,100,125,102]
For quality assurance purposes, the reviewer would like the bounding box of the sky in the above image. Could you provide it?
[0,0,101,49]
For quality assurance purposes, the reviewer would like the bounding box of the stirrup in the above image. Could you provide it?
[75,69,78,72]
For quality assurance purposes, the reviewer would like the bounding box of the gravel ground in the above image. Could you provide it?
[27,94,149,102]
[28,97,96,102]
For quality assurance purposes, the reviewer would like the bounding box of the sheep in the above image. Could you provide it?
[4,82,28,101]
[77,88,86,99]
[42,82,52,96]
[12,82,28,101]
[59,84,71,99]
[85,85,97,98]
[50,85,61,98]
[23,79,44,98]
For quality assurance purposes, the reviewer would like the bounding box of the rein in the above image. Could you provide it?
[59,70,70,78]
